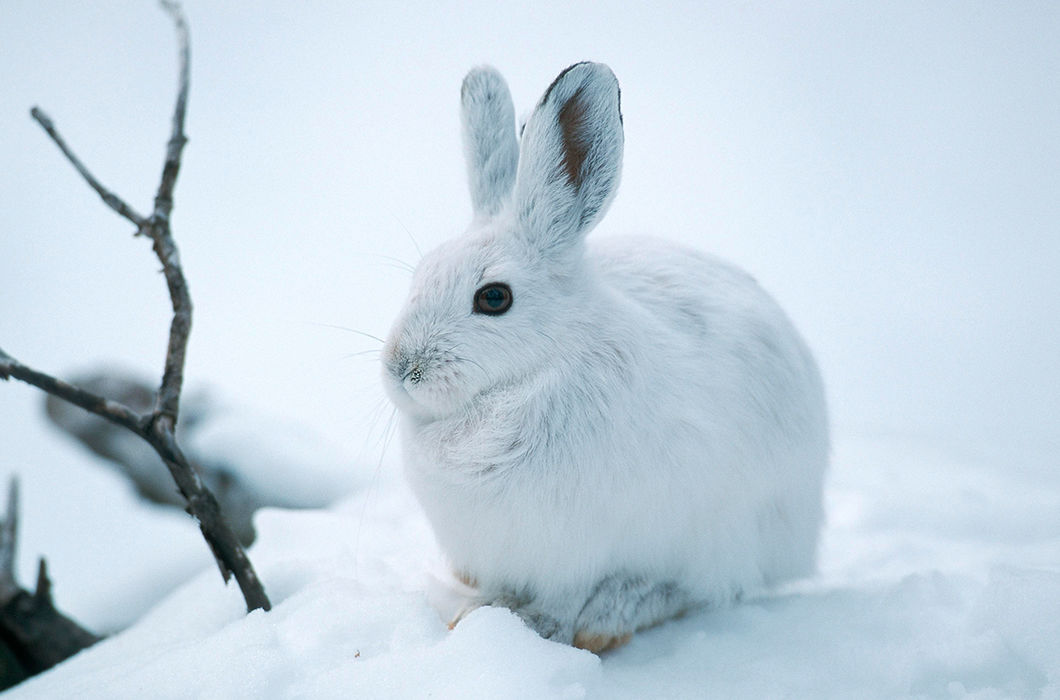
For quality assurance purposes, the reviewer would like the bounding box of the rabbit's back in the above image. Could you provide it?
[589,234,829,583]
[591,234,823,411]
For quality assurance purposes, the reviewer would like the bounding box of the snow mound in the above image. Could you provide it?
[8,435,1059,699]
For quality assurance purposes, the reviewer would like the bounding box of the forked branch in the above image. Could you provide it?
[0,2,269,613]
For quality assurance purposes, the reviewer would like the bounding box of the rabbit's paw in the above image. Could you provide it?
[447,600,483,630]
[572,574,690,653]
[572,629,633,653]
[493,592,571,642]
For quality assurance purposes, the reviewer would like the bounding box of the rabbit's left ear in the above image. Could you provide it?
[514,62,623,256]
[461,66,519,220]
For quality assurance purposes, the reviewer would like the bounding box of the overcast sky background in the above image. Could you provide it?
[1,2,1058,604]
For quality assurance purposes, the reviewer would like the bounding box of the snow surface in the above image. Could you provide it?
[6,434,1060,699]
[1,1,1058,698]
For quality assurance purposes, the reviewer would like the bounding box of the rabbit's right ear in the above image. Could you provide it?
[513,62,623,258]
[461,66,519,220]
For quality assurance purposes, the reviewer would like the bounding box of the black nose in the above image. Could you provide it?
[407,365,423,384]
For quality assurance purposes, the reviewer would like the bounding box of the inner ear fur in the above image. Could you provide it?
[515,62,624,252]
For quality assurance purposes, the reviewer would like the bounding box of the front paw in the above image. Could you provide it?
[447,599,483,630]
[572,574,690,652]
[572,629,633,653]
[494,591,573,643]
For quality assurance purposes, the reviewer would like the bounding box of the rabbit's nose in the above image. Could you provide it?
[383,341,407,377]
[390,353,425,386]
[382,332,405,365]
[406,364,424,384]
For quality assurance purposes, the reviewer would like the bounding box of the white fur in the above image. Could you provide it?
[461,66,519,220]
[382,62,828,645]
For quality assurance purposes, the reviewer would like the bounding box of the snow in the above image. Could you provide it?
[182,401,359,508]
[1,1,1058,698]
[4,434,1058,699]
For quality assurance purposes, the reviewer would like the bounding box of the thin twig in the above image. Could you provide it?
[155,0,191,224]
[151,0,193,426]
[33,560,52,603]
[28,108,147,229]
[0,477,19,602]
[0,347,271,612]
[0,349,145,434]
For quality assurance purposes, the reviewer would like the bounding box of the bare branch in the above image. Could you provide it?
[3,2,272,614]
[33,560,51,604]
[150,0,193,425]
[150,228,192,426]
[154,430,270,610]
[0,477,19,603]
[28,107,147,229]
[0,348,145,434]
[155,0,191,225]
[0,352,271,612]
[0,479,100,688]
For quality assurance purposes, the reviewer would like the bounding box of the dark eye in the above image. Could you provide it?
[473,283,513,315]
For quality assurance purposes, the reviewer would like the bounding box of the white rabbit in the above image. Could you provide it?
[382,62,828,652]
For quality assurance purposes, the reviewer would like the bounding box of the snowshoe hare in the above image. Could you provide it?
[383,62,828,652]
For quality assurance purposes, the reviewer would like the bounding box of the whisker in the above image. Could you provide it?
[352,405,399,579]
[392,214,424,260]
[339,251,416,278]
[361,396,391,447]
[304,321,385,345]
[447,343,490,382]
[372,257,416,276]
[374,254,416,273]
[341,349,382,360]
[380,406,398,457]
[459,356,489,378]
[377,263,414,276]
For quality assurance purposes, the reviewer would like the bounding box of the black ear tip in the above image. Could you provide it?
[542,61,589,104]
[541,61,620,108]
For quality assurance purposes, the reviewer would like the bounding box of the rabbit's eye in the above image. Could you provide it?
[474,283,513,315]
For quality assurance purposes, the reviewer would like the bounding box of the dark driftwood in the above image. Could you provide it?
[0,480,101,691]
[0,2,270,613]
[44,372,259,545]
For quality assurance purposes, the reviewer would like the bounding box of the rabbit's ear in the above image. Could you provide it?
[461,66,519,220]
[514,62,623,255]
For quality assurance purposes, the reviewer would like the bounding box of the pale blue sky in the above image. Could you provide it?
[2,1,1058,490]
